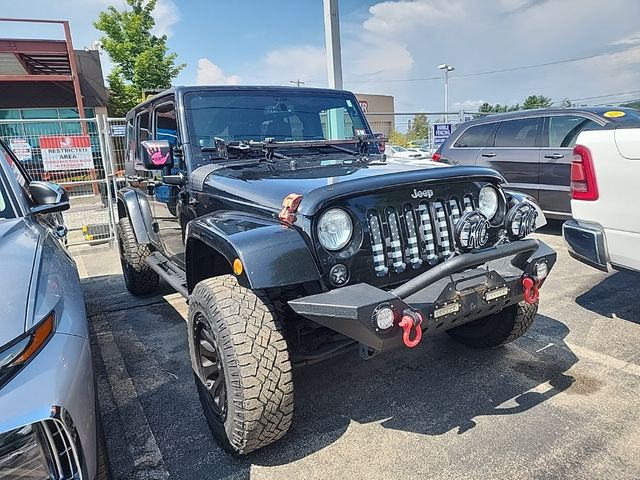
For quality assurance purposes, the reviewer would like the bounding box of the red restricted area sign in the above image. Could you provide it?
[39,135,94,171]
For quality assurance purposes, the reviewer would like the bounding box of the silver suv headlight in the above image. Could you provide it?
[317,208,353,251]
[478,185,499,219]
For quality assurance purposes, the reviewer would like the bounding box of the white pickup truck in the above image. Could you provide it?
[563,121,640,274]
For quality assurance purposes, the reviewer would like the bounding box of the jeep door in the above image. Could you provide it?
[128,108,163,250]
[149,100,187,266]
[539,114,600,217]
[478,117,542,204]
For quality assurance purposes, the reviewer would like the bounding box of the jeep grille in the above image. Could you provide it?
[366,195,475,277]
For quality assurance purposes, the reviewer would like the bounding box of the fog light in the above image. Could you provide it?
[485,286,509,301]
[506,202,538,239]
[534,261,548,280]
[433,301,460,319]
[373,305,395,330]
[455,211,490,251]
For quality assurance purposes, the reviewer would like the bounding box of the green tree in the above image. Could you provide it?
[94,0,185,115]
[522,95,552,110]
[478,102,520,114]
[622,100,640,110]
[388,129,409,147]
[560,98,574,109]
[407,114,429,143]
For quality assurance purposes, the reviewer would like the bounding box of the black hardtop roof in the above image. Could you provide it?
[126,85,358,118]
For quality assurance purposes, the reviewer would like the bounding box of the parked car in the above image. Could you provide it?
[117,85,556,455]
[385,144,423,159]
[563,124,640,274]
[435,107,640,219]
[0,139,101,479]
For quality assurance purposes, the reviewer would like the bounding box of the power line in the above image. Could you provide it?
[564,90,640,103]
[349,52,609,84]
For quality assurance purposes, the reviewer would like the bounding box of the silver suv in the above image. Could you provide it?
[436,107,640,219]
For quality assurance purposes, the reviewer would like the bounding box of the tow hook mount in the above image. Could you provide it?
[522,277,539,304]
[399,310,423,348]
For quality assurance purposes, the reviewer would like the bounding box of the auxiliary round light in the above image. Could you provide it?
[534,261,548,280]
[506,202,538,239]
[373,306,396,330]
[455,211,490,251]
[478,185,499,220]
[317,208,353,251]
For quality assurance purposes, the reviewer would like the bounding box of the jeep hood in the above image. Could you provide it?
[202,157,503,215]
[0,218,39,346]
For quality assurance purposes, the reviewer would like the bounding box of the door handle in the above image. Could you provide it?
[481,152,497,158]
[544,153,564,159]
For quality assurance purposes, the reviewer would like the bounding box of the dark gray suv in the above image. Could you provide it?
[436,107,640,218]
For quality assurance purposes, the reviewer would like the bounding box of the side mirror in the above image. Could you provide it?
[141,140,174,170]
[29,181,70,214]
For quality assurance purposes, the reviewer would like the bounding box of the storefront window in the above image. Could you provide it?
[20,108,59,119]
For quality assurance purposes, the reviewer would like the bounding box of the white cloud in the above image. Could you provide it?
[453,99,487,111]
[196,58,241,85]
[262,46,327,85]
[152,0,180,38]
[362,0,463,34]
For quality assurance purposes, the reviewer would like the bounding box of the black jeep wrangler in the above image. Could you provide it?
[116,86,556,454]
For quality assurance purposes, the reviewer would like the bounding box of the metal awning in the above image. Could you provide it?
[0,18,86,121]
[0,38,73,82]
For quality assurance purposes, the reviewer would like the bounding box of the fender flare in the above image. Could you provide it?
[185,211,322,292]
[116,188,159,245]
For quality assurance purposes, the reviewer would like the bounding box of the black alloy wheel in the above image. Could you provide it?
[195,317,227,420]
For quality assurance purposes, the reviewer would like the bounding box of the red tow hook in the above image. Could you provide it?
[399,311,423,348]
[522,277,540,304]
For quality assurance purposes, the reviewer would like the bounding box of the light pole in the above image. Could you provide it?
[437,64,455,122]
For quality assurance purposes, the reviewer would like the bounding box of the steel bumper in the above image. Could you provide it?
[289,239,556,352]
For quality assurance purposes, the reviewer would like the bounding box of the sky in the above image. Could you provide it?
[1,0,640,112]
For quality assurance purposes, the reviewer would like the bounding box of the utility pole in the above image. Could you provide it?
[323,0,343,90]
[289,79,305,87]
[437,64,455,122]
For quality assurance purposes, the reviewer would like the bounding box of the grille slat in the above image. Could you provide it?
[367,193,476,277]
[386,207,406,273]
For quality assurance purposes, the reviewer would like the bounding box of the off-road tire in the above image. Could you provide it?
[446,300,538,349]
[116,218,159,296]
[188,275,294,455]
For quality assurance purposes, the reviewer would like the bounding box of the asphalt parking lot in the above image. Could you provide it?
[77,221,640,480]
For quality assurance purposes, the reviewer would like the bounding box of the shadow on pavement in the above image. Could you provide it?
[576,271,640,324]
[84,274,579,479]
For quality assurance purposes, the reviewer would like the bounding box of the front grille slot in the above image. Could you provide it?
[366,194,477,277]
[385,207,406,273]
[41,420,80,479]
[433,200,452,257]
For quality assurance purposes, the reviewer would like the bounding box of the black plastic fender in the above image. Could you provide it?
[185,211,322,291]
[116,188,159,245]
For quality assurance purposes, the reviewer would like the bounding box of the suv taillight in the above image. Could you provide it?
[571,145,598,201]
[432,151,441,162]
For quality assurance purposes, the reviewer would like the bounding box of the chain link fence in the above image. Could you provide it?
[0,116,118,249]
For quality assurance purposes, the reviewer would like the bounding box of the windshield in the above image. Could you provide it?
[184,90,369,161]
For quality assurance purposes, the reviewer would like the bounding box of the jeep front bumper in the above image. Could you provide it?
[289,239,556,352]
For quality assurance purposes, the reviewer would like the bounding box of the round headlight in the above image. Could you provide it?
[478,185,499,219]
[317,208,353,251]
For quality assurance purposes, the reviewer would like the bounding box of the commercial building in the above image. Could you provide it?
[355,93,395,136]
[0,18,108,152]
